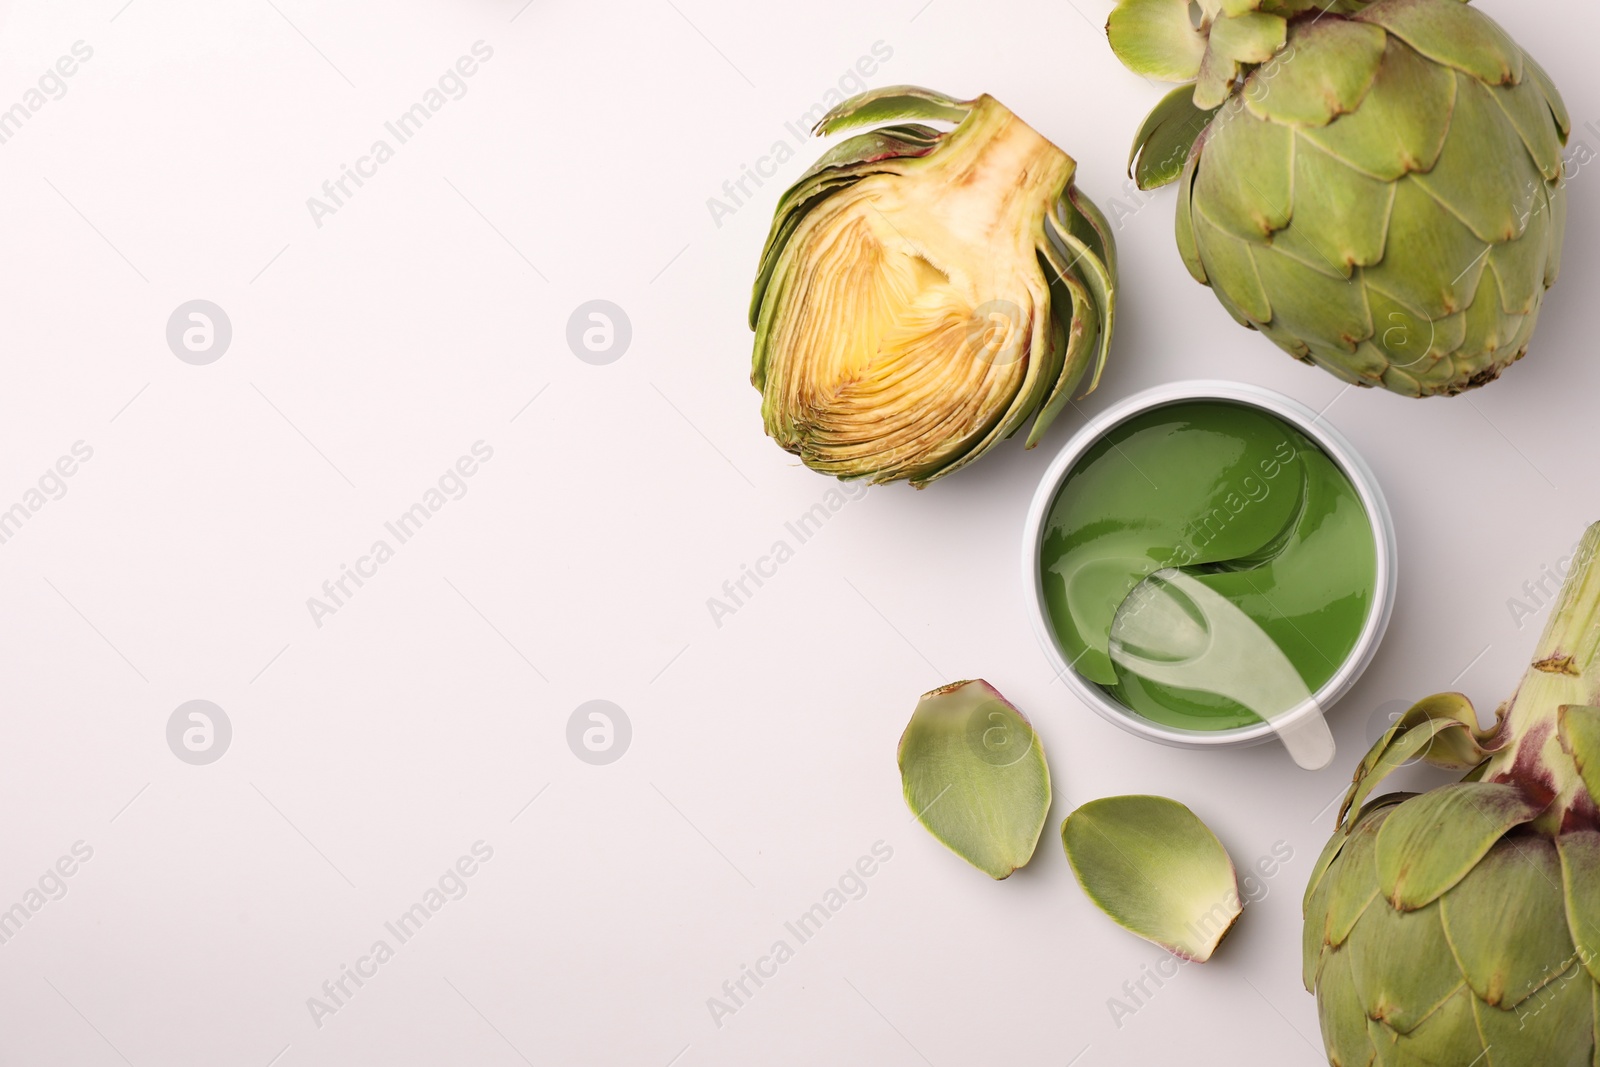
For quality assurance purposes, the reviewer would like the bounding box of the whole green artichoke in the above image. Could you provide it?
[1304,522,1600,1064]
[1108,0,1571,397]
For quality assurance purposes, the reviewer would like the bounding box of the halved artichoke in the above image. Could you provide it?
[750,86,1117,487]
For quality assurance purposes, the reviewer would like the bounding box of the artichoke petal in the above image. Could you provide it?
[813,84,970,136]
[1489,73,1570,184]
[1250,236,1374,350]
[1522,52,1571,141]
[1468,961,1592,1067]
[1366,985,1484,1067]
[1356,0,1523,87]
[1241,17,1387,128]
[1299,37,1454,182]
[898,680,1051,879]
[1129,84,1221,191]
[1337,693,1492,830]
[1106,0,1209,82]
[1325,806,1389,948]
[1028,239,1097,448]
[1304,851,1339,992]
[1455,268,1520,360]
[1546,176,1568,289]
[1346,895,1461,1033]
[1412,75,1544,244]
[1556,830,1600,985]
[1439,838,1576,1009]
[1315,947,1375,1064]
[1065,184,1119,280]
[1047,204,1117,396]
[1362,178,1490,320]
[1363,282,1468,376]
[1193,45,1240,111]
[1487,183,1554,316]
[1194,102,1293,241]
[1209,10,1288,66]
[1287,132,1396,272]
[1193,211,1272,321]
[1375,782,1548,910]
[1174,149,1209,284]
[1062,796,1241,962]
[1560,705,1600,805]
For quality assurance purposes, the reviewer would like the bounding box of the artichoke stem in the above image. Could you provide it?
[1484,522,1600,830]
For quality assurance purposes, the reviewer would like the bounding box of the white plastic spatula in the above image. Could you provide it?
[1108,568,1337,770]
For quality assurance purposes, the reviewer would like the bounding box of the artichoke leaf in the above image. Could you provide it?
[1107,0,1209,82]
[898,680,1051,879]
[1413,76,1544,245]
[1374,782,1548,910]
[1368,986,1485,1066]
[1438,837,1576,1009]
[1469,961,1592,1067]
[1556,830,1600,985]
[814,85,970,136]
[1363,178,1493,321]
[1062,185,1118,280]
[1192,45,1238,111]
[1303,853,1338,992]
[1209,10,1287,66]
[1323,806,1388,949]
[1522,52,1571,140]
[1338,692,1489,830]
[1242,17,1386,128]
[1486,184,1554,317]
[1314,948,1375,1064]
[1559,705,1600,808]
[1356,0,1523,87]
[1028,240,1098,448]
[1129,84,1220,191]
[1046,208,1116,396]
[1488,72,1569,184]
[1300,36,1455,182]
[1344,896,1460,1033]
[1193,101,1293,241]
[1174,149,1208,283]
[1062,796,1241,962]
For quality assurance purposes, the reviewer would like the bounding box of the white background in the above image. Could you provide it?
[0,0,1594,1064]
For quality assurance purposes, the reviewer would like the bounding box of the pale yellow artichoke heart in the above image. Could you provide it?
[763,138,1065,484]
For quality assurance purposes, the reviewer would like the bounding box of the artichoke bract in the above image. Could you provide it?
[750,86,1116,487]
[1304,522,1600,1064]
[1108,0,1570,397]
[1063,795,1243,962]
[898,680,1051,879]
